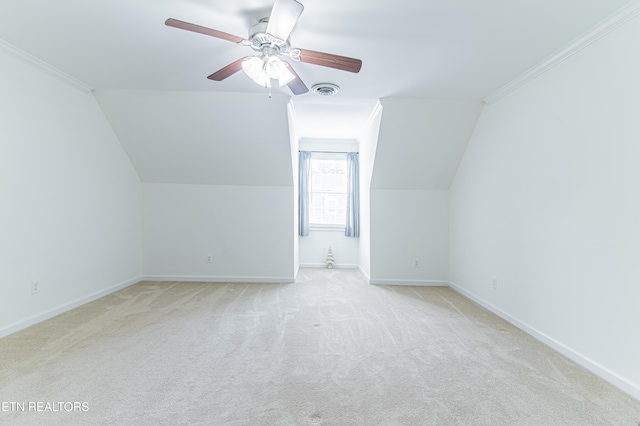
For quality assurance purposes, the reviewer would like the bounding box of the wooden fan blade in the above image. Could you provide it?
[165,18,244,44]
[284,63,308,95]
[298,49,362,73]
[207,58,246,81]
[266,0,304,42]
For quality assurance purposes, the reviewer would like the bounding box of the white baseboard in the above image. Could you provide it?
[298,263,359,270]
[370,278,449,287]
[0,276,141,339]
[358,265,371,283]
[448,281,640,401]
[294,263,300,279]
[141,275,295,284]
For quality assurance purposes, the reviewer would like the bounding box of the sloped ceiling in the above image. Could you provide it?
[0,0,636,189]
[372,98,484,190]
[94,90,292,186]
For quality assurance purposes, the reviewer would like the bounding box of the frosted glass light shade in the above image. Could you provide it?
[242,55,295,88]
[267,56,295,86]
[242,57,268,87]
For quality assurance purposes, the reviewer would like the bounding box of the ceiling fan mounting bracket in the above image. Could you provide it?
[246,19,290,55]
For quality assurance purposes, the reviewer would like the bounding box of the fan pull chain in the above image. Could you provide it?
[264,79,272,98]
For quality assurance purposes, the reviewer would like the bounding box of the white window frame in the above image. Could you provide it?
[308,152,348,230]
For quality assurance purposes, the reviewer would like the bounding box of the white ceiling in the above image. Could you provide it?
[0,0,633,99]
[0,0,635,186]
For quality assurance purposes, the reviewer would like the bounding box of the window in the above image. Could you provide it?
[309,156,347,227]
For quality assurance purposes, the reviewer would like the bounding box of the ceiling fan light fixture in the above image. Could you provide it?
[166,0,362,96]
[242,55,295,88]
[242,56,269,86]
[267,56,295,86]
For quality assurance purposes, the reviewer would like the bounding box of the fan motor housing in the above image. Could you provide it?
[248,19,289,53]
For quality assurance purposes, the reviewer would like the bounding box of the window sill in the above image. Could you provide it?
[309,224,346,232]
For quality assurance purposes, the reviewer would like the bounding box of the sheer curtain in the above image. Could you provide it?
[298,151,312,236]
[345,152,360,237]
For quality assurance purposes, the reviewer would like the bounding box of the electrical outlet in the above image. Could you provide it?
[492,278,498,290]
[206,254,213,263]
[31,280,40,295]
[414,259,420,268]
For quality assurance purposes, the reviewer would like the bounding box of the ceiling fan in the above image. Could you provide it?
[165,0,362,95]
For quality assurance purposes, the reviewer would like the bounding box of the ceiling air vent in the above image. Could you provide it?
[311,83,340,96]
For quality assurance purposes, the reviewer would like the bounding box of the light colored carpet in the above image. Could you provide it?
[1,268,639,425]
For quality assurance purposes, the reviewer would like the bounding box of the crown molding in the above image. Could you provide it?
[484,1,640,105]
[0,38,93,93]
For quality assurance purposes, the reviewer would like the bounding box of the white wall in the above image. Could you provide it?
[450,14,640,398]
[370,190,449,285]
[299,229,359,267]
[358,102,383,279]
[0,49,142,336]
[143,183,294,282]
[288,102,300,276]
[364,98,479,285]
